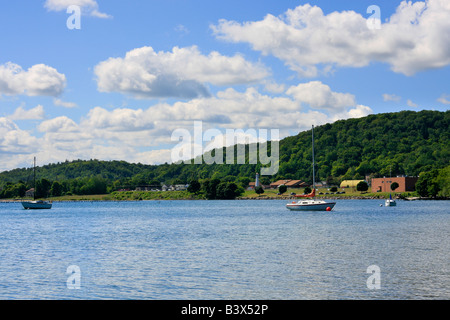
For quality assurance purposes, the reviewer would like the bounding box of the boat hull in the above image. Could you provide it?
[385,200,396,207]
[286,201,336,211]
[22,201,52,210]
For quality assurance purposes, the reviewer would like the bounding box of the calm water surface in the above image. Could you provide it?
[0,199,449,299]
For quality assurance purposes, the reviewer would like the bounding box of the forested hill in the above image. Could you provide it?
[0,110,448,192]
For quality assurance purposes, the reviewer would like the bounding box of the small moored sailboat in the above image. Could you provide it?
[385,194,396,207]
[384,167,397,207]
[21,157,52,210]
[286,125,336,212]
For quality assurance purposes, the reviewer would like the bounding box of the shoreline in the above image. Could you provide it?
[1,196,448,203]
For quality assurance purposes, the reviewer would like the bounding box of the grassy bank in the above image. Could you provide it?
[240,188,419,200]
[0,188,424,202]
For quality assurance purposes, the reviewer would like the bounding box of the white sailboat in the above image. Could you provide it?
[21,157,52,210]
[385,194,396,207]
[286,125,336,212]
[385,167,397,207]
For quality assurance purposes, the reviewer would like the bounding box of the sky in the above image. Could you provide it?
[0,0,449,172]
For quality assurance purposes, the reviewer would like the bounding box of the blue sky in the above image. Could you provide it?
[0,0,449,171]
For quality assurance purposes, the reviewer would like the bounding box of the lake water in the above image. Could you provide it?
[0,199,449,300]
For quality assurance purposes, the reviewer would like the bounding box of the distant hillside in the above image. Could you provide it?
[0,110,448,193]
[278,110,449,183]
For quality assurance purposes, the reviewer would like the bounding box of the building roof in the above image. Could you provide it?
[340,180,365,188]
[270,179,292,186]
[285,180,306,187]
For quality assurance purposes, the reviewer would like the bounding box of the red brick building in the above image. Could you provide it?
[371,177,419,193]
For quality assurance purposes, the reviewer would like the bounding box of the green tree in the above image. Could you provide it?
[278,184,287,194]
[356,181,369,193]
[216,182,240,199]
[436,165,450,197]
[255,186,264,195]
[187,180,201,194]
[50,181,63,197]
[260,177,271,186]
[237,176,251,189]
[36,178,52,198]
[201,178,221,200]
[416,170,440,197]
[304,186,312,194]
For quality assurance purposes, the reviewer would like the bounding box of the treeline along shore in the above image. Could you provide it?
[1,110,449,201]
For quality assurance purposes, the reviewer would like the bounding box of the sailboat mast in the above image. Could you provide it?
[33,157,36,200]
[312,125,315,198]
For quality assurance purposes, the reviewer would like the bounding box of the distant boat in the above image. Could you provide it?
[22,200,52,210]
[385,167,396,207]
[21,157,52,210]
[286,125,336,212]
[385,194,396,207]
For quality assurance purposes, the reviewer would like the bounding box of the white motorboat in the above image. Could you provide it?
[286,125,336,212]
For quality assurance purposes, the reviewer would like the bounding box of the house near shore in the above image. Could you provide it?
[270,180,291,189]
[135,185,161,191]
[161,184,188,191]
[371,176,418,193]
[247,182,271,190]
[269,179,309,189]
[285,180,309,188]
[25,188,35,198]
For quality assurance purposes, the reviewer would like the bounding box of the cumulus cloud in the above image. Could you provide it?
[54,98,78,108]
[1,82,372,170]
[9,105,45,120]
[383,93,402,102]
[437,94,450,104]
[84,106,154,131]
[212,0,450,77]
[286,81,356,111]
[38,116,79,133]
[0,62,66,97]
[44,0,111,18]
[407,99,418,108]
[0,118,39,155]
[94,46,269,99]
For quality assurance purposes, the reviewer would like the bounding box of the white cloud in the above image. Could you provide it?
[264,81,286,94]
[94,46,269,99]
[54,98,78,108]
[0,62,66,97]
[83,106,153,131]
[0,118,39,155]
[9,105,45,120]
[38,116,79,133]
[437,94,450,105]
[383,93,402,102]
[286,81,356,111]
[212,0,450,77]
[44,0,111,18]
[1,82,372,170]
[407,99,418,108]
